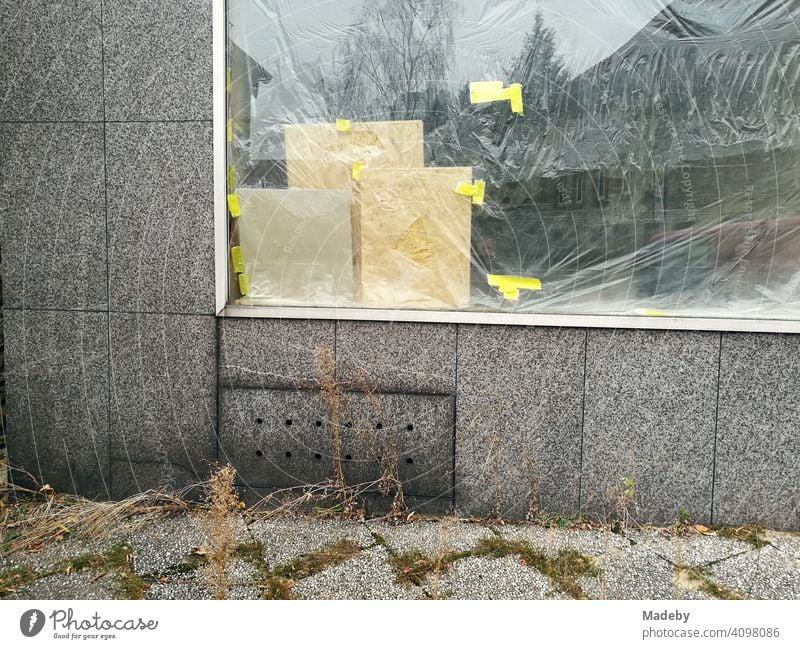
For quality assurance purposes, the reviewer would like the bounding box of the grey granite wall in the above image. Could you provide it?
[1,1,796,529]
[0,0,217,499]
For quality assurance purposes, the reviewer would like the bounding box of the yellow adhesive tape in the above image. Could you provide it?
[336,118,352,133]
[227,119,233,143]
[226,68,231,94]
[352,161,364,181]
[454,180,486,206]
[231,246,245,273]
[635,308,668,317]
[227,193,241,218]
[238,273,250,296]
[487,274,542,301]
[469,81,524,115]
[227,165,235,190]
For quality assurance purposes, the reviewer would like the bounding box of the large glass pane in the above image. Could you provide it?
[226,0,800,320]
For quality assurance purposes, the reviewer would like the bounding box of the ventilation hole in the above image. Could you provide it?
[345,422,353,429]
[256,418,264,425]
[314,453,322,460]
[406,458,414,465]
[407,424,414,432]
[345,454,352,461]
[375,422,383,430]
[285,419,293,426]
[285,451,292,458]
[315,421,322,427]
[255,450,263,457]
[376,456,383,462]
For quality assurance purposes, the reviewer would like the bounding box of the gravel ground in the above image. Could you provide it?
[2,515,798,600]
[291,546,420,600]
[248,516,374,567]
[708,545,800,600]
[365,519,495,555]
[431,555,554,600]
[11,572,120,600]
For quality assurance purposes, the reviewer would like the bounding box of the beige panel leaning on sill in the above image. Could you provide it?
[235,189,354,306]
[284,120,424,190]
[357,167,473,310]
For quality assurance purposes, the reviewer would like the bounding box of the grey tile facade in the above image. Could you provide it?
[580,329,720,525]
[1,1,797,530]
[456,325,586,520]
[102,0,213,121]
[0,0,103,121]
[109,313,217,498]
[4,310,110,498]
[105,121,215,315]
[715,333,800,530]
[0,123,107,311]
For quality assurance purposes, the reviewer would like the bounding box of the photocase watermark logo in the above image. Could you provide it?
[20,609,45,637]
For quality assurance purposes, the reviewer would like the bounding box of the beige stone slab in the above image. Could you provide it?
[357,167,473,309]
[235,189,354,306]
[285,120,424,190]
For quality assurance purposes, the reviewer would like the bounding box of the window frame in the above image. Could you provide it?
[212,0,800,334]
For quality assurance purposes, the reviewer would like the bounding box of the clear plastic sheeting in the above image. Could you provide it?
[226,0,800,320]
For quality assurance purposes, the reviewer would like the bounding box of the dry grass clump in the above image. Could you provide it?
[198,464,241,600]
[1,481,187,557]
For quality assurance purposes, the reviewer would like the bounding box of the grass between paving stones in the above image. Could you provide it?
[262,539,362,599]
[714,525,768,549]
[683,566,744,600]
[0,565,36,598]
[0,542,145,600]
[386,537,600,599]
[472,537,600,599]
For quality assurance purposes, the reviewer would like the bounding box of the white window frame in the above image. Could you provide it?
[212,0,800,334]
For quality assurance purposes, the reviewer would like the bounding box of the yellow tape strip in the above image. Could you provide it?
[454,180,486,206]
[227,165,235,190]
[226,68,231,94]
[336,118,351,133]
[238,273,250,296]
[469,81,524,115]
[227,193,241,218]
[635,308,668,317]
[487,274,542,301]
[231,246,245,273]
[227,119,233,143]
[352,161,364,181]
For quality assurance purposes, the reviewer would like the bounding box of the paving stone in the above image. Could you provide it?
[144,560,260,600]
[578,543,700,600]
[127,515,248,577]
[12,572,119,600]
[291,546,420,600]
[498,525,631,558]
[433,555,554,600]
[365,520,494,555]
[708,546,800,600]
[627,529,753,566]
[247,517,374,567]
[765,532,800,560]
